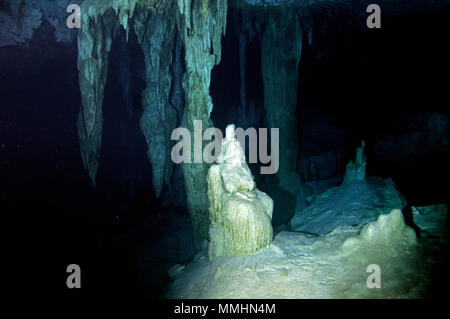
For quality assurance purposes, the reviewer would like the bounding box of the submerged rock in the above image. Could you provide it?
[164,209,427,299]
[289,177,406,235]
[412,204,448,244]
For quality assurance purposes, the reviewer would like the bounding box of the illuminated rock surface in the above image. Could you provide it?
[164,209,432,298]
[208,125,273,258]
[289,177,405,235]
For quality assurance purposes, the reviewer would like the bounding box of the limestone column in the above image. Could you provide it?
[176,0,228,249]
[261,8,303,196]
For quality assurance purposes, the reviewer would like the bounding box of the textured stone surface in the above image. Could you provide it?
[76,0,174,188]
[134,11,177,197]
[289,177,406,235]
[208,125,273,258]
[341,209,417,256]
[261,7,303,197]
[74,0,228,248]
[177,0,228,250]
[412,204,448,244]
[164,209,428,298]
[77,7,117,186]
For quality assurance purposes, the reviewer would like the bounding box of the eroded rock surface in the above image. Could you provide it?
[289,177,406,235]
[164,209,427,298]
[208,124,273,258]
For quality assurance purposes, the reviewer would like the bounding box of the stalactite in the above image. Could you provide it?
[134,11,177,198]
[176,0,228,250]
[76,0,173,188]
[161,30,188,208]
[118,31,133,118]
[77,8,117,186]
[171,31,185,124]
[75,0,228,248]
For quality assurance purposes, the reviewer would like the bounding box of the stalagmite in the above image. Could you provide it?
[208,124,273,258]
[343,140,366,183]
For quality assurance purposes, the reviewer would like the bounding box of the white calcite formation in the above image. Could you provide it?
[164,209,429,298]
[207,124,273,258]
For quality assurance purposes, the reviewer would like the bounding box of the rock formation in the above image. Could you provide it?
[343,140,366,183]
[261,6,303,197]
[289,176,406,235]
[207,124,273,258]
[412,204,448,245]
[341,209,417,255]
[164,209,425,299]
[73,0,227,249]
[178,0,228,250]
[134,11,177,198]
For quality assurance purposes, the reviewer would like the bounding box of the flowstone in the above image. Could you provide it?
[207,125,273,258]
[164,209,426,299]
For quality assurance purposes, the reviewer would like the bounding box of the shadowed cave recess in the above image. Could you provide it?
[1,0,449,301]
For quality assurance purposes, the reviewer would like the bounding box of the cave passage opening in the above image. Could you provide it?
[297,8,450,207]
